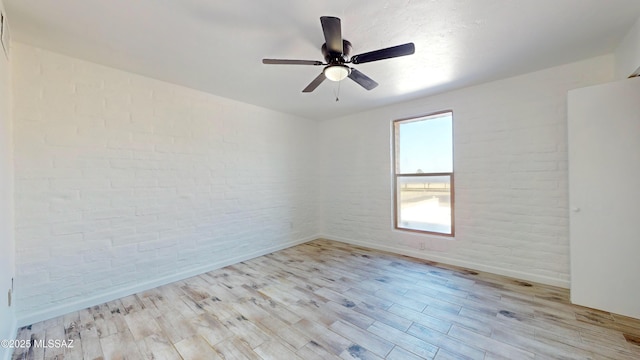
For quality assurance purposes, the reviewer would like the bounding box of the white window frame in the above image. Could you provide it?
[393,111,455,236]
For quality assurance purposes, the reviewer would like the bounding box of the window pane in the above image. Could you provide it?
[397,175,452,234]
[397,113,452,174]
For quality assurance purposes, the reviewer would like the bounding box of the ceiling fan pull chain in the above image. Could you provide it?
[335,81,341,102]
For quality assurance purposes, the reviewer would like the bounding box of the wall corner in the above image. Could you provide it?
[615,16,640,79]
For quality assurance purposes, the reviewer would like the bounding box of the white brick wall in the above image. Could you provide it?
[318,55,615,287]
[12,43,319,324]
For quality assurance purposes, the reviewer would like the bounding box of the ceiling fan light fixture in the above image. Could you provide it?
[324,65,350,81]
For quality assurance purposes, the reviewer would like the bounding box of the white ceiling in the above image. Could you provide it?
[5,0,640,120]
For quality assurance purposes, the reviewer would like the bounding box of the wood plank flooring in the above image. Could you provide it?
[12,239,640,360]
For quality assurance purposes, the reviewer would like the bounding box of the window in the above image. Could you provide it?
[393,111,454,236]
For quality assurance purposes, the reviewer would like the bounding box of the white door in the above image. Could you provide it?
[568,77,640,319]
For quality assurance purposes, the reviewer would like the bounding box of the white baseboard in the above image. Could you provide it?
[16,235,318,327]
[320,234,570,289]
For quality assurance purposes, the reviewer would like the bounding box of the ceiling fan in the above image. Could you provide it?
[262,16,415,93]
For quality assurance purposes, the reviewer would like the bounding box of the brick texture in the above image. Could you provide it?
[12,43,319,320]
[318,55,615,287]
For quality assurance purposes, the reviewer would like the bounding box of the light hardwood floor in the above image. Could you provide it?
[12,239,640,360]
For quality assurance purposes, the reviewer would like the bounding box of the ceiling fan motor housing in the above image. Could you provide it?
[322,40,352,64]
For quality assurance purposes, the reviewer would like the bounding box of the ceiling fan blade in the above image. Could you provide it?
[320,16,343,54]
[302,72,327,92]
[351,43,415,64]
[263,59,324,65]
[348,68,379,90]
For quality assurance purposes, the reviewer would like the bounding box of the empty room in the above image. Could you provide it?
[1,0,640,359]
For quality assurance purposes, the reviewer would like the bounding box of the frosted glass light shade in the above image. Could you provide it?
[324,65,350,81]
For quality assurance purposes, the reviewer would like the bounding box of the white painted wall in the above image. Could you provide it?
[12,43,319,325]
[318,55,614,288]
[615,16,640,78]
[0,1,16,358]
